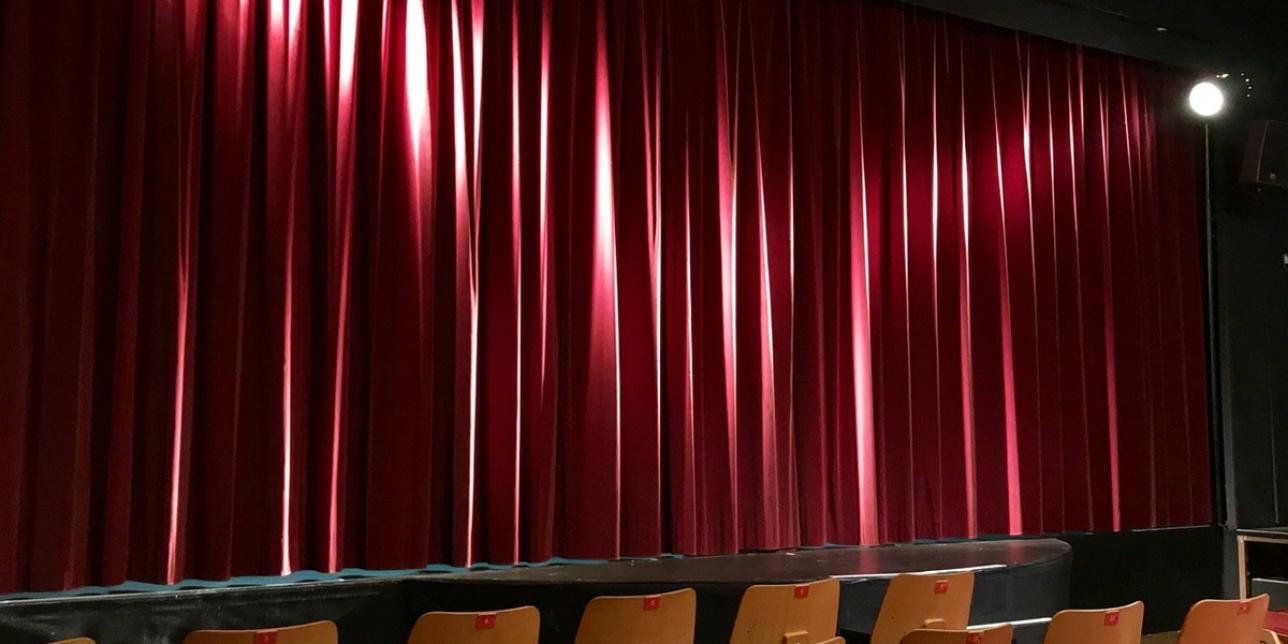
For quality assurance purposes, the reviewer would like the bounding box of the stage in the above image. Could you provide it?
[0,539,1070,644]
[408,540,1071,643]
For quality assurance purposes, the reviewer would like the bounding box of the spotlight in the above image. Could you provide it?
[1188,81,1225,118]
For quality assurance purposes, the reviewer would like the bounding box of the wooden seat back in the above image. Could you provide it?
[408,606,540,644]
[1042,601,1144,644]
[183,621,337,644]
[871,572,975,644]
[899,624,1013,644]
[574,588,697,644]
[1176,595,1269,644]
[729,578,842,644]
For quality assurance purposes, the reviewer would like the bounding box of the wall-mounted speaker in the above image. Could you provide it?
[1242,120,1288,188]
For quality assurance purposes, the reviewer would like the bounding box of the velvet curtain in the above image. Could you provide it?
[0,0,1210,594]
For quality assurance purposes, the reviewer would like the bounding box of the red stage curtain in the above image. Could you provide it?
[0,0,1210,593]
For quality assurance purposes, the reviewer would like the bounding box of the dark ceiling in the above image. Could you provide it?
[898,0,1288,118]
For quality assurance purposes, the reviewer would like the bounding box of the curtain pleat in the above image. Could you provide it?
[0,0,1210,593]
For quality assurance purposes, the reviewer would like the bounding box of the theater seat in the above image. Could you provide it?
[1041,602,1144,644]
[182,621,337,644]
[844,571,975,644]
[729,578,843,644]
[1176,595,1270,644]
[574,588,697,644]
[407,606,540,644]
[1139,595,1269,644]
[899,624,1013,644]
[49,639,95,644]
[1260,630,1281,644]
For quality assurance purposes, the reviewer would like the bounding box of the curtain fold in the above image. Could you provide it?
[0,0,1210,594]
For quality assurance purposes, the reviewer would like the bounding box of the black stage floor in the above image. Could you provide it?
[0,539,1070,644]
[407,540,1071,644]
[431,539,1069,585]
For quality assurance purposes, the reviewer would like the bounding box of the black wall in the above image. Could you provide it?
[1060,527,1228,633]
[894,0,1288,83]
[1214,162,1288,528]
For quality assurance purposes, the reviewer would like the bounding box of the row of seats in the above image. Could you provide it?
[45,571,1282,644]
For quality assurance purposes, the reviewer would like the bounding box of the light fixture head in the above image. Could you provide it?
[1188,80,1225,118]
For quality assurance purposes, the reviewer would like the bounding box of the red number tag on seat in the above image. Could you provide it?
[794,585,810,599]
[253,633,277,644]
[476,614,497,630]
[1104,611,1120,626]
[643,596,661,611]
[934,580,950,594]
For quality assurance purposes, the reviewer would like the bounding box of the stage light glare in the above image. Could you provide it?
[1188,81,1225,118]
